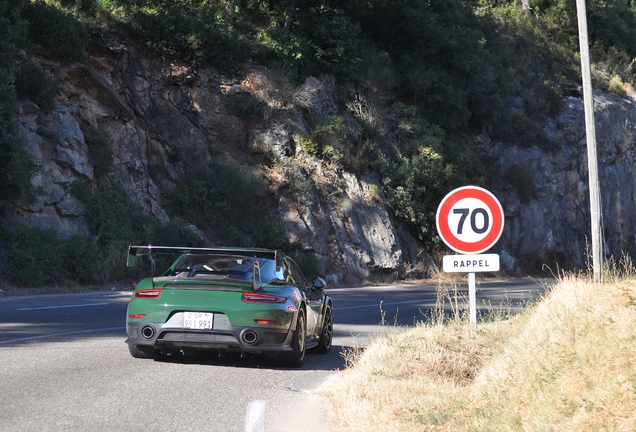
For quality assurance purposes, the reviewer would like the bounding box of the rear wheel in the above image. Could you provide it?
[314,305,332,354]
[128,344,159,359]
[284,308,306,367]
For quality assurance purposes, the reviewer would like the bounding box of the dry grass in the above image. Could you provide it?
[326,273,636,431]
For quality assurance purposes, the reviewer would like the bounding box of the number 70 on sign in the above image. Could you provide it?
[436,186,504,255]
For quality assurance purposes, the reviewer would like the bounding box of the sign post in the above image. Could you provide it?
[436,186,504,332]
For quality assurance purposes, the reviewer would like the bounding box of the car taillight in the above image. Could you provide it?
[128,314,145,319]
[134,288,163,299]
[242,292,286,303]
[255,319,282,325]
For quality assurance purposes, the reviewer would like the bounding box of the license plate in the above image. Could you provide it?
[183,312,213,330]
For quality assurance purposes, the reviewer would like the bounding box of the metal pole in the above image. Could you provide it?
[576,0,603,282]
[468,272,476,333]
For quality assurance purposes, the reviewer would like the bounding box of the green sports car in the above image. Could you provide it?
[125,246,333,367]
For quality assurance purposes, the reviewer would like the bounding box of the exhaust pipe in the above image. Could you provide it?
[141,325,156,340]
[241,330,258,345]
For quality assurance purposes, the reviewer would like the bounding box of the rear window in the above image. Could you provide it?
[171,255,277,281]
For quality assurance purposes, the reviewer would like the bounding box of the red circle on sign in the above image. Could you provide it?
[436,186,504,254]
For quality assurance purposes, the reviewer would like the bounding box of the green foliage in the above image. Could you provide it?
[69,180,204,282]
[378,105,466,243]
[21,0,87,61]
[3,224,63,286]
[61,234,101,284]
[82,124,113,179]
[0,222,100,287]
[296,251,321,281]
[297,134,320,158]
[165,162,267,245]
[505,162,535,203]
[348,0,488,129]
[289,3,363,77]
[299,115,351,164]
[129,4,249,72]
[257,3,362,78]
[15,63,58,112]
[251,216,288,250]
[379,148,462,243]
[607,74,627,97]
[7,0,636,281]
[0,1,39,217]
[0,124,40,216]
[0,216,201,286]
[0,0,27,71]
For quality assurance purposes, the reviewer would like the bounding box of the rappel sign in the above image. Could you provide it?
[436,186,505,332]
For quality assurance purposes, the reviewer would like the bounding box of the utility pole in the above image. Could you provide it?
[575,0,603,282]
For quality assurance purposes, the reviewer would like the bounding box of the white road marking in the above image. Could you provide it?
[16,303,109,311]
[334,299,432,311]
[245,400,265,432]
[0,327,125,344]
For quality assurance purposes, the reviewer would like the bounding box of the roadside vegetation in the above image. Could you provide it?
[327,260,636,430]
[2,0,636,286]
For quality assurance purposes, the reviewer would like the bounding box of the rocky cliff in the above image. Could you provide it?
[475,91,636,273]
[12,42,434,285]
[11,41,636,282]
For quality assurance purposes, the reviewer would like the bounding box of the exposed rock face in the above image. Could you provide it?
[15,99,93,234]
[12,45,636,282]
[11,49,434,285]
[478,92,636,272]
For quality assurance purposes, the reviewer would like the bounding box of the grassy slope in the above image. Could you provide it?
[326,275,636,430]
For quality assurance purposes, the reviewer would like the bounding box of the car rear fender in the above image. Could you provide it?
[289,303,306,331]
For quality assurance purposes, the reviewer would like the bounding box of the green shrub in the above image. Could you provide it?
[257,3,362,78]
[608,75,627,97]
[251,217,288,250]
[165,178,229,228]
[0,1,27,71]
[0,124,40,216]
[82,125,113,179]
[0,217,200,287]
[291,3,363,77]
[165,162,265,243]
[297,135,320,158]
[15,63,58,112]
[0,2,38,216]
[3,224,64,287]
[378,147,462,243]
[309,115,348,162]
[505,162,535,203]
[257,30,312,78]
[69,180,204,282]
[130,6,249,72]
[296,251,321,281]
[22,0,87,61]
[62,235,100,284]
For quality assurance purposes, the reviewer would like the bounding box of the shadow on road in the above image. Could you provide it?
[144,343,352,371]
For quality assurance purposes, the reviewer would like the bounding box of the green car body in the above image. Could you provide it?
[125,246,333,367]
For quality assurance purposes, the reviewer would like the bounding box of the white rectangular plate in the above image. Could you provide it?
[183,312,213,330]
[443,254,500,273]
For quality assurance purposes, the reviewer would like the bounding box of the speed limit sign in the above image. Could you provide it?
[436,186,504,254]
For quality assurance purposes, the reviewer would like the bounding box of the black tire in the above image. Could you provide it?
[284,308,307,367]
[314,305,333,354]
[128,344,159,359]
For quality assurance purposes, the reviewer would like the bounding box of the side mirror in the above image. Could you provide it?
[312,277,326,290]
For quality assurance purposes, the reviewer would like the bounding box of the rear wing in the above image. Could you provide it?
[126,245,283,291]
[127,245,281,267]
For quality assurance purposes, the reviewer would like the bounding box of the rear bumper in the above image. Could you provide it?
[125,312,294,354]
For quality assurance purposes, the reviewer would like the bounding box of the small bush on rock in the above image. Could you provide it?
[15,63,58,112]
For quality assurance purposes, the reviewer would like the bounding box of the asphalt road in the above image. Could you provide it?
[0,278,550,431]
